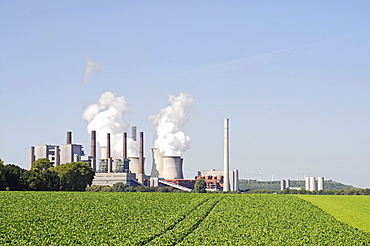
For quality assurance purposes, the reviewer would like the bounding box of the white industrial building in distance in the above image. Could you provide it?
[305,176,324,191]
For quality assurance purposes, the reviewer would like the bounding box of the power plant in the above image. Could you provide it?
[29,118,239,191]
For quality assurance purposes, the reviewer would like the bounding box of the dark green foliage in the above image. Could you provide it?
[25,158,60,191]
[193,178,206,193]
[86,185,111,192]
[0,163,27,190]
[51,162,95,191]
[113,182,128,192]
[100,186,114,192]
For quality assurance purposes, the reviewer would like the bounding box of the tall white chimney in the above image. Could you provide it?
[223,118,230,191]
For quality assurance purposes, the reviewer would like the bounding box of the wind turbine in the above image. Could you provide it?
[296,169,300,181]
[188,171,195,179]
[258,170,263,181]
[245,169,253,181]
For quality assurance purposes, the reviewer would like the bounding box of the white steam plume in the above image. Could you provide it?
[82,91,138,158]
[81,57,100,85]
[149,93,194,156]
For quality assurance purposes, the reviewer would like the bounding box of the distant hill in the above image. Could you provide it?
[238,179,356,191]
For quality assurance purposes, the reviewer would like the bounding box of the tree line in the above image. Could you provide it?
[0,158,94,191]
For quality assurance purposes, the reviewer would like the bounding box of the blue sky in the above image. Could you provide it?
[1,1,370,187]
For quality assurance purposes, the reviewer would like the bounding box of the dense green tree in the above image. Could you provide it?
[0,161,7,190]
[2,164,27,190]
[113,182,128,192]
[51,162,95,191]
[31,158,53,171]
[193,178,206,193]
[25,158,60,191]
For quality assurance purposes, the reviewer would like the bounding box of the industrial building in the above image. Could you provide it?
[305,176,324,191]
[196,169,239,191]
[30,118,239,191]
[30,131,87,168]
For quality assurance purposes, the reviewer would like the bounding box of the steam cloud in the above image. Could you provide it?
[82,91,138,157]
[81,57,100,85]
[149,93,194,156]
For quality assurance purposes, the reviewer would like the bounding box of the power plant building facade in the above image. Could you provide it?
[29,119,240,191]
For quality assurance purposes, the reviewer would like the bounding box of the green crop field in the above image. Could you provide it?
[299,195,370,233]
[0,192,369,245]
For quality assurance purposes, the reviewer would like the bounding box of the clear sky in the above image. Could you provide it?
[1,1,370,188]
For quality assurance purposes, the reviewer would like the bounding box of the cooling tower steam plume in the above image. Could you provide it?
[81,57,100,85]
[149,93,194,156]
[82,91,138,157]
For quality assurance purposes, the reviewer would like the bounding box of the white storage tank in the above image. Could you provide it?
[305,176,310,190]
[317,177,324,191]
[309,177,316,191]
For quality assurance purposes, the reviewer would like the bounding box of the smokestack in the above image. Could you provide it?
[91,131,96,158]
[106,133,111,159]
[66,131,72,144]
[223,118,230,191]
[132,126,137,141]
[123,132,127,159]
[107,133,112,173]
[30,146,35,169]
[138,131,144,184]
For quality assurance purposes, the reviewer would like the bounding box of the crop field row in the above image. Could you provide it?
[299,195,370,233]
[0,192,213,245]
[0,192,369,245]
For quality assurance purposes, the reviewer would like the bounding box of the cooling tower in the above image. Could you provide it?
[162,156,184,179]
[309,177,316,191]
[151,148,164,178]
[317,177,324,191]
[100,146,107,159]
[128,157,139,174]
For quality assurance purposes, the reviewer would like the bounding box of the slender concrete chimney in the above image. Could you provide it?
[223,118,230,191]
[91,131,96,158]
[138,131,144,184]
[123,132,127,159]
[132,126,137,141]
[66,131,72,144]
[91,130,96,171]
[107,133,112,173]
[30,146,35,169]
[106,133,111,159]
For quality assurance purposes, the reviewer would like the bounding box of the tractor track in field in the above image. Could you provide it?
[175,196,225,245]
[137,197,211,246]
[142,195,225,246]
